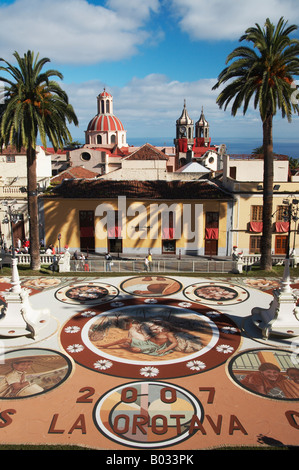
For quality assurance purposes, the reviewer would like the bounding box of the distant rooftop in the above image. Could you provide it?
[125,143,168,161]
[229,154,289,160]
[51,166,100,183]
[48,179,233,200]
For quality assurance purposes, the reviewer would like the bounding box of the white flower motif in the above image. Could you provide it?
[94,359,113,370]
[140,366,159,377]
[178,302,192,308]
[205,311,221,318]
[216,344,234,354]
[81,310,96,317]
[64,326,81,334]
[221,326,238,335]
[110,301,124,307]
[67,344,84,353]
[144,298,158,303]
[186,360,206,371]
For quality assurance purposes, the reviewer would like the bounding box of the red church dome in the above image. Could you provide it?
[87,114,124,132]
[99,90,112,99]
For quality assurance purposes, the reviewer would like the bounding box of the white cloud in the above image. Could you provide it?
[0,0,160,64]
[106,0,160,24]
[170,0,299,41]
[65,73,263,141]
[57,73,299,146]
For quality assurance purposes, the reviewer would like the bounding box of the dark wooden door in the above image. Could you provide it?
[79,210,95,252]
[204,212,219,256]
[205,239,218,256]
[275,235,287,255]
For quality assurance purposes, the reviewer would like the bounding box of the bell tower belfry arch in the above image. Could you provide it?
[174,100,194,168]
[195,107,210,147]
[97,88,113,115]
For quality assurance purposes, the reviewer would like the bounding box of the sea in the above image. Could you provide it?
[128,137,299,160]
[72,136,299,160]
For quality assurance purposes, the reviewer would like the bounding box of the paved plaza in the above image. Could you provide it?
[0,273,299,455]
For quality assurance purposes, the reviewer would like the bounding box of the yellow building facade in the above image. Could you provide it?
[223,155,299,256]
[230,188,299,256]
[41,179,233,256]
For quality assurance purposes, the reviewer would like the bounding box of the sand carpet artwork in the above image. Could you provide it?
[60,297,241,379]
[0,274,298,453]
[183,281,250,306]
[55,281,119,305]
[0,348,72,399]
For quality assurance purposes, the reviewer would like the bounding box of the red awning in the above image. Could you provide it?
[275,222,289,233]
[249,222,263,233]
[205,228,218,239]
[162,228,175,239]
[178,138,188,152]
[107,226,122,238]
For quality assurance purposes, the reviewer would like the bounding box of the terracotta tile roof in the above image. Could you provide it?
[125,143,168,161]
[51,166,100,183]
[48,179,233,200]
[1,146,27,155]
[42,147,68,155]
[88,145,129,157]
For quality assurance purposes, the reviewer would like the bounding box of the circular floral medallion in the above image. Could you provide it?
[93,381,203,448]
[55,281,119,305]
[60,298,241,379]
[183,281,249,306]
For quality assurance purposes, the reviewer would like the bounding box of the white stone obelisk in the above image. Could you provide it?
[252,258,299,339]
[0,257,50,339]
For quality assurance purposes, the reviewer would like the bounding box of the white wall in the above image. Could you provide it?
[0,146,52,184]
[224,155,289,182]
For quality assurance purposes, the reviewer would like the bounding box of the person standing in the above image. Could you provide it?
[144,256,149,272]
[105,252,112,272]
[147,252,153,271]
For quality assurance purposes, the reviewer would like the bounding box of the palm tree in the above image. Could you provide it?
[213,17,299,271]
[0,50,78,270]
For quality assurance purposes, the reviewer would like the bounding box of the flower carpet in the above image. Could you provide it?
[0,274,299,456]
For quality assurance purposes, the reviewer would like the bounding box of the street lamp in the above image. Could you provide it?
[1,199,20,258]
[251,197,299,339]
[282,198,299,260]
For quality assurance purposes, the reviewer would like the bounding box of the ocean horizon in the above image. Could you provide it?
[127,137,299,159]
[71,136,299,159]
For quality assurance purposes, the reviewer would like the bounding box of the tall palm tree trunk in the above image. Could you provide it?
[260,114,274,271]
[27,146,41,270]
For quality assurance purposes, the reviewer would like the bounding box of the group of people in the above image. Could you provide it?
[144,252,153,271]
[105,252,153,272]
[1,237,30,255]
[73,250,90,271]
[45,244,56,255]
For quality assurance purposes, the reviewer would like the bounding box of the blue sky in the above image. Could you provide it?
[1,0,299,148]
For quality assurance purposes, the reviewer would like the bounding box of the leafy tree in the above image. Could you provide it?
[251,146,299,170]
[0,50,78,270]
[251,146,264,155]
[63,139,82,149]
[289,156,299,170]
[213,17,299,270]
